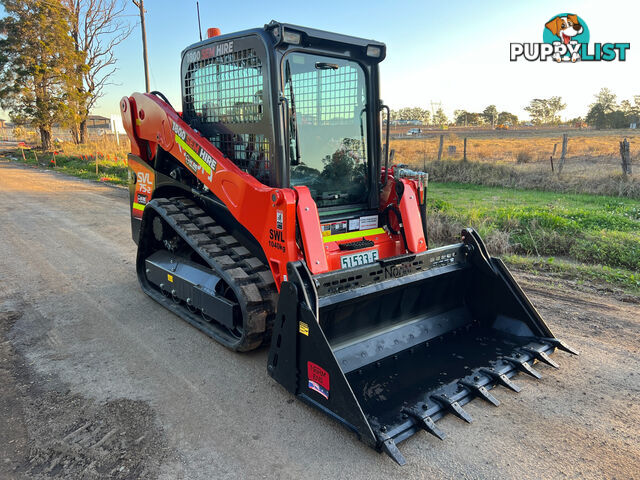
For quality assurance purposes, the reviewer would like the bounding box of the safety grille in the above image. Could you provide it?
[184,49,264,124]
[286,65,360,126]
[209,132,270,183]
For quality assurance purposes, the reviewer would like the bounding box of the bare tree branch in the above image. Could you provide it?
[62,0,133,142]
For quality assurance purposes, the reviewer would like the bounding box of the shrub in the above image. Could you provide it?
[516,151,533,163]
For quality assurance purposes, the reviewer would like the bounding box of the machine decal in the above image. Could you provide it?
[276,210,283,230]
[348,218,360,231]
[298,321,309,336]
[359,215,379,230]
[320,220,347,237]
[172,120,217,175]
[323,227,385,243]
[167,274,173,283]
[307,362,329,400]
[268,229,286,253]
[185,40,234,64]
[128,156,155,219]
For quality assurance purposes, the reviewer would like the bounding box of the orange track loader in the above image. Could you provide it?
[121,21,577,464]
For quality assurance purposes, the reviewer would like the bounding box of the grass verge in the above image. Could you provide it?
[504,255,640,296]
[426,182,640,274]
[7,148,128,186]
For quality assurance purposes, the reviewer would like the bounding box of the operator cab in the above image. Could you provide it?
[180,21,386,224]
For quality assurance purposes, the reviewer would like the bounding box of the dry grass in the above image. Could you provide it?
[392,130,640,198]
[55,134,130,164]
[392,130,639,163]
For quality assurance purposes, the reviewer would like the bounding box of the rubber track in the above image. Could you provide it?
[148,197,277,351]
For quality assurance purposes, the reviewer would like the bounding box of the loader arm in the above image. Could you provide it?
[122,92,305,288]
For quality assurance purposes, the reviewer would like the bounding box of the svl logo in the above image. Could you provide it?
[510,14,630,62]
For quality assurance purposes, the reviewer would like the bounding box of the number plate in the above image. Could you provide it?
[340,250,379,269]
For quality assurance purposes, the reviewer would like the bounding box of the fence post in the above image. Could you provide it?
[620,138,632,176]
[437,134,444,161]
[550,143,558,172]
[463,137,468,161]
[558,134,568,173]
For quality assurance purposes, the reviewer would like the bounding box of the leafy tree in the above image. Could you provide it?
[606,110,627,129]
[433,108,448,126]
[586,89,640,128]
[391,107,430,124]
[482,105,498,126]
[497,111,518,125]
[0,0,80,149]
[453,110,484,126]
[524,96,566,125]
[590,87,617,113]
[586,104,607,129]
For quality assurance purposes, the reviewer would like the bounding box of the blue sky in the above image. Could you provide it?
[5,0,640,121]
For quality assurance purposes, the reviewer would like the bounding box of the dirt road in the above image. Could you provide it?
[1,160,638,479]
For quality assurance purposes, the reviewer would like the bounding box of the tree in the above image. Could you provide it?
[433,108,448,126]
[62,0,133,143]
[497,111,518,125]
[586,104,606,129]
[453,110,484,126]
[0,0,80,149]
[482,105,498,126]
[391,107,430,124]
[524,97,566,125]
[590,88,617,113]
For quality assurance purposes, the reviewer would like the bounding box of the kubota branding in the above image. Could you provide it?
[510,13,629,62]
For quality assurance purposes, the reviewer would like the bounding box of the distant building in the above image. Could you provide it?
[87,115,110,129]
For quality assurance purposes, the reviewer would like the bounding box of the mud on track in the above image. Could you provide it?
[0,160,638,479]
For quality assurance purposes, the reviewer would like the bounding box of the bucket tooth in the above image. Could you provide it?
[504,356,542,379]
[377,433,406,466]
[522,347,560,369]
[459,379,500,406]
[431,394,473,423]
[402,407,446,440]
[479,368,522,393]
[541,337,579,356]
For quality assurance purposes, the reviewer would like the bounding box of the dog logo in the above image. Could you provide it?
[511,13,629,62]
[544,13,587,62]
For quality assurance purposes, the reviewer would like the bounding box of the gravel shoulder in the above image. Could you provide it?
[0,160,638,479]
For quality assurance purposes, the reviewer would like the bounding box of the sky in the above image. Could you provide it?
[4,0,640,121]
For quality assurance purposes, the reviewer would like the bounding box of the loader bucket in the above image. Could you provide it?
[267,228,577,465]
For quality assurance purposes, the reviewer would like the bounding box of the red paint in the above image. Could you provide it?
[398,179,426,253]
[295,186,328,274]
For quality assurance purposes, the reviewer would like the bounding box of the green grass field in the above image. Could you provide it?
[427,182,640,292]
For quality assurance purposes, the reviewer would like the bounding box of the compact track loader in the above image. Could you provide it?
[121,21,577,464]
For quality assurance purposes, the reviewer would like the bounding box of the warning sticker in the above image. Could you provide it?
[299,321,309,336]
[307,362,330,399]
[348,218,360,231]
[359,215,379,230]
[167,274,174,283]
[321,221,347,237]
